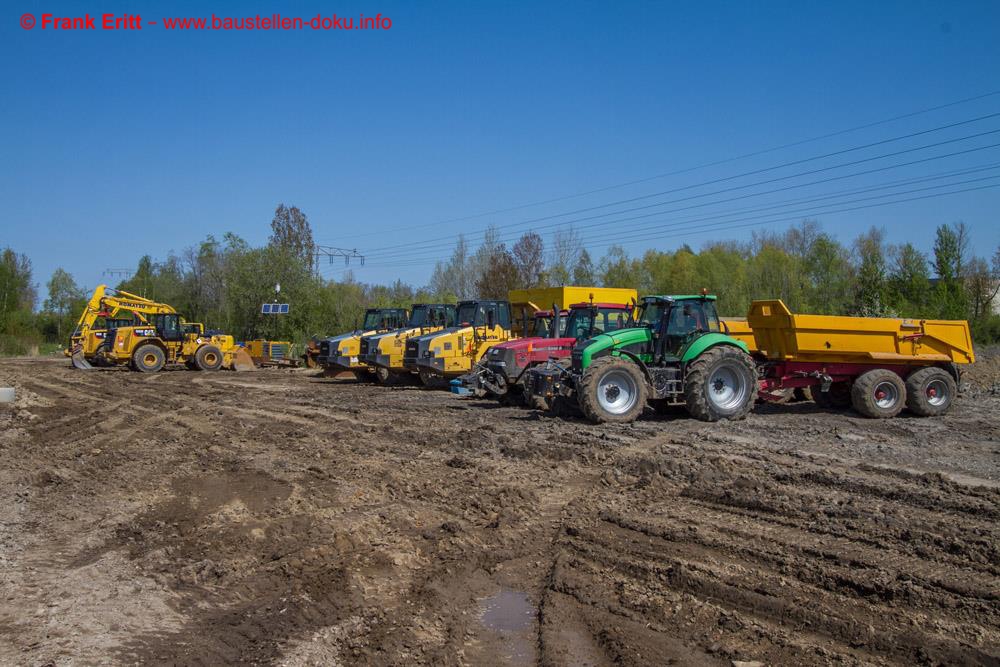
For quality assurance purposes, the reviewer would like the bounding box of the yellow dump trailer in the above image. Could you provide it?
[720,317,757,353]
[746,299,974,419]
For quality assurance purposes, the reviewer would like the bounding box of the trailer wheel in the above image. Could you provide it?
[685,346,758,422]
[195,345,224,371]
[851,369,906,418]
[133,344,165,373]
[905,367,956,417]
[578,356,647,423]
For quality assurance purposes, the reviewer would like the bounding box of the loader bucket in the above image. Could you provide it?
[229,348,256,372]
[71,350,94,370]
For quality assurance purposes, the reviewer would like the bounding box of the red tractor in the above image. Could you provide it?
[458,301,634,407]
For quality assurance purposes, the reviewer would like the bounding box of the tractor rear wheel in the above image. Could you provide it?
[904,367,956,417]
[578,356,647,423]
[684,346,757,422]
[133,344,165,373]
[195,345,224,371]
[851,368,906,418]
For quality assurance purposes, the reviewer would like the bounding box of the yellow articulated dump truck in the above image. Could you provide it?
[748,299,974,418]
[403,286,638,388]
[317,307,410,378]
[359,303,458,384]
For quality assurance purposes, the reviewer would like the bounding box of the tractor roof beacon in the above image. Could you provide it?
[570,294,758,424]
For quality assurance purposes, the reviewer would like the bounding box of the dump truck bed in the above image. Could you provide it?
[746,299,974,365]
[720,317,757,352]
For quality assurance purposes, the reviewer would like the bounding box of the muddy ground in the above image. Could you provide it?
[0,356,998,666]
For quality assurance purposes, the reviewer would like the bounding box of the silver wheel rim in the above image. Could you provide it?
[597,370,638,415]
[873,380,899,409]
[926,378,949,407]
[707,363,748,410]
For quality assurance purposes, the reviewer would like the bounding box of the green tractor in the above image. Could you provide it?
[529,294,758,423]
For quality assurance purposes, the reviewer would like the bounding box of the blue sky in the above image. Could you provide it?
[3,0,999,294]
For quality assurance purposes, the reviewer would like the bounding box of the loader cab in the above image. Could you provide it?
[148,313,185,342]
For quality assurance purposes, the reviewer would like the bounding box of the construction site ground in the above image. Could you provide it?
[1,355,999,666]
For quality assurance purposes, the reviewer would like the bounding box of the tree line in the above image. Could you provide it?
[1,205,998,356]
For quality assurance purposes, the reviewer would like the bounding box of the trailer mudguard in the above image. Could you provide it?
[679,332,749,364]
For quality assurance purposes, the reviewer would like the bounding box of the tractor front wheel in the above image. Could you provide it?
[578,356,648,424]
[684,346,758,422]
[133,344,166,373]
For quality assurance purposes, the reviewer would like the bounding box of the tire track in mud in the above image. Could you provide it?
[2,359,999,665]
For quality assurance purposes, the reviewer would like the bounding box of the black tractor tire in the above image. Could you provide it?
[850,368,906,418]
[811,383,852,409]
[195,345,224,371]
[578,356,648,424]
[133,344,166,373]
[684,345,758,422]
[904,366,957,417]
[418,367,448,389]
[374,366,400,385]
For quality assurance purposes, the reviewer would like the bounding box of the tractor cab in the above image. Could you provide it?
[649,296,722,362]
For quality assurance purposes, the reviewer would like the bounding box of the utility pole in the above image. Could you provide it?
[312,246,365,277]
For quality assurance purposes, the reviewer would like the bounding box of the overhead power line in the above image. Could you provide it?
[361,113,1000,260]
[362,134,1000,263]
[331,88,1000,244]
[337,182,1000,273]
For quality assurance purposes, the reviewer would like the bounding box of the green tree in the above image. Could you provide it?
[511,232,545,288]
[932,223,968,319]
[853,227,888,316]
[887,243,931,316]
[42,268,85,341]
[571,248,596,285]
[270,204,315,266]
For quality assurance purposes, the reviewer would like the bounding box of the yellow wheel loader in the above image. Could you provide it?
[67,285,252,372]
[317,308,410,378]
[102,312,253,373]
[359,303,457,384]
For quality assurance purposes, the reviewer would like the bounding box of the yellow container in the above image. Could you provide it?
[746,300,974,365]
[720,317,758,352]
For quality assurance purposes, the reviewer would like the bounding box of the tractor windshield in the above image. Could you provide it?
[664,300,721,336]
[564,307,632,339]
[637,301,667,328]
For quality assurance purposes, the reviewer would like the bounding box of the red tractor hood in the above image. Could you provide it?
[496,336,577,353]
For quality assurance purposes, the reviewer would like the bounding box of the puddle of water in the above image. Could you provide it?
[479,588,537,665]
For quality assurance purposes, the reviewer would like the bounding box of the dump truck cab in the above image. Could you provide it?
[318,307,409,375]
[532,294,757,423]
[405,299,512,385]
[464,301,634,403]
[359,303,457,384]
